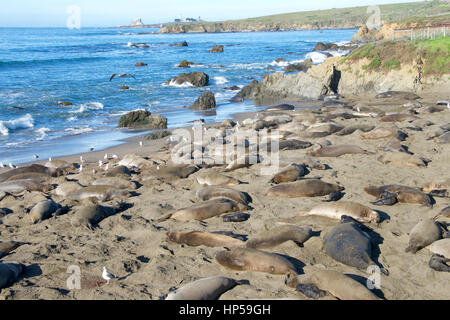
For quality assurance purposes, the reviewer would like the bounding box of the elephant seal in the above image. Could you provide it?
[0,179,53,194]
[92,177,137,190]
[429,254,450,272]
[0,241,28,258]
[278,140,312,151]
[361,127,407,141]
[6,172,49,183]
[422,178,450,193]
[285,270,381,300]
[0,262,24,289]
[223,154,261,172]
[323,217,388,274]
[375,91,420,100]
[142,165,198,181]
[105,165,131,177]
[382,140,412,154]
[433,206,450,220]
[215,247,297,275]
[29,199,62,223]
[405,219,445,254]
[334,124,375,136]
[435,131,450,144]
[196,186,249,204]
[377,153,427,167]
[71,203,121,229]
[246,224,312,249]
[266,179,343,198]
[323,190,344,202]
[167,231,244,248]
[68,185,130,202]
[45,159,73,170]
[302,201,380,223]
[428,239,450,259]
[270,164,305,184]
[307,144,373,157]
[364,185,432,207]
[157,198,247,222]
[165,276,248,300]
[380,113,419,122]
[54,181,83,197]
[222,212,250,222]
[0,164,65,182]
[196,172,241,186]
[370,191,399,206]
[264,104,295,112]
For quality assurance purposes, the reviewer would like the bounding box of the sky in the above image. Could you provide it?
[0,0,425,27]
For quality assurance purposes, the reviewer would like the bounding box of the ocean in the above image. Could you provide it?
[0,27,357,164]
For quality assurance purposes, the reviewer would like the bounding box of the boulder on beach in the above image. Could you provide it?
[209,44,224,53]
[284,58,313,72]
[164,72,209,87]
[178,60,194,68]
[170,41,188,47]
[190,92,216,110]
[118,110,167,129]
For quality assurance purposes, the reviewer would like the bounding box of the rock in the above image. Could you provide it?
[314,42,337,51]
[234,80,260,100]
[209,44,224,53]
[164,72,209,87]
[170,41,188,47]
[121,86,130,90]
[118,110,168,129]
[275,58,287,63]
[225,86,240,91]
[59,101,73,106]
[284,58,313,72]
[135,62,147,66]
[190,92,216,110]
[178,60,194,68]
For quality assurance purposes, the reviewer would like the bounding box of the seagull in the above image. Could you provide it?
[89,146,95,152]
[92,168,97,175]
[109,73,136,82]
[102,266,117,284]
[79,165,83,173]
[49,157,52,162]
[104,153,108,160]
[80,156,84,163]
[112,154,119,159]
[33,154,39,159]
[99,160,103,167]
[104,163,109,171]
[8,163,16,169]
[0,162,4,168]
[139,141,143,147]
[157,165,160,170]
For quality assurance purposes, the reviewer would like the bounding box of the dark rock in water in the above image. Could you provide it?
[135,62,147,66]
[59,101,73,106]
[376,91,421,100]
[170,41,188,47]
[164,72,209,87]
[118,110,167,129]
[178,60,194,68]
[209,44,224,53]
[222,212,250,222]
[232,80,260,101]
[275,58,287,63]
[284,58,313,72]
[225,85,240,91]
[121,86,130,90]
[190,92,216,110]
[314,42,337,51]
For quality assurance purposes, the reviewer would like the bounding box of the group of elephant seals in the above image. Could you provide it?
[70,203,121,230]
[167,231,244,248]
[0,164,65,183]
[307,144,373,158]
[270,164,305,184]
[0,179,53,194]
[245,224,313,249]
[157,198,247,222]
[28,199,63,224]
[303,201,380,223]
[165,276,248,300]
[285,270,381,300]
[405,219,446,254]
[196,172,241,186]
[0,262,25,289]
[266,179,343,198]
[196,186,249,204]
[323,216,388,275]
[215,247,297,275]
[364,185,432,207]
[67,185,130,202]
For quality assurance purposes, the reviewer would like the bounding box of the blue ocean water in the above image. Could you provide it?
[0,27,356,164]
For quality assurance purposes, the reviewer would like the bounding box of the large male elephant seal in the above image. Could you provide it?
[215,247,297,275]
[0,164,64,182]
[245,224,313,249]
[405,219,445,254]
[364,185,432,207]
[0,262,24,289]
[301,201,380,223]
[266,179,343,198]
[165,276,248,300]
[360,127,407,141]
[167,231,244,248]
[285,270,381,300]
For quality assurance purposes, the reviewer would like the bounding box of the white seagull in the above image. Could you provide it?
[104,153,108,160]
[79,164,83,173]
[99,160,103,167]
[0,162,4,168]
[139,141,143,147]
[33,154,39,159]
[89,146,95,152]
[9,163,16,169]
[80,156,84,163]
[112,154,119,159]
[102,266,117,284]
[49,157,52,162]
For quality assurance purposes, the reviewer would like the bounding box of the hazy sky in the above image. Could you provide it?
[0,0,424,27]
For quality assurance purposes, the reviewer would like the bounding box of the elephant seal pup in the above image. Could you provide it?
[0,179,53,194]
[71,203,121,230]
[307,144,373,157]
[377,153,427,167]
[165,276,248,300]
[215,247,297,275]
[429,254,450,272]
[405,219,445,254]
[196,186,249,204]
[92,177,137,190]
[196,171,242,186]
[270,164,305,184]
[29,199,62,223]
[364,185,432,207]
[323,190,344,202]
[0,262,24,289]
[246,225,313,249]
[167,231,244,248]
[0,164,65,182]
[371,191,399,206]
[323,217,388,274]
[54,181,83,197]
[361,127,407,141]
[222,212,250,222]
[157,198,247,222]
[67,185,130,202]
[302,201,380,223]
[285,270,381,300]
[266,179,343,198]
[0,241,28,258]
[433,206,450,220]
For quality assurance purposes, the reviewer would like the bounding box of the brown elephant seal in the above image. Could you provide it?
[157,198,247,222]
[29,199,62,223]
[302,201,380,223]
[196,171,242,186]
[429,254,450,272]
[307,144,373,157]
[334,124,375,136]
[285,270,381,300]
[323,217,388,275]
[0,179,53,194]
[246,224,313,249]
[5,172,49,183]
[0,164,65,182]
[167,231,244,248]
[215,247,297,275]
[377,153,427,167]
[54,181,83,197]
[196,186,249,204]
[435,131,450,144]
[165,276,248,300]
[382,140,412,154]
[142,165,198,181]
[428,239,450,259]
[223,154,261,172]
[266,179,343,198]
[0,241,28,258]
[222,212,250,222]
[380,113,419,122]
[71,203,121,229]
[361,127,407,141]
[92,177,137,190]
[364,185,432,207]
[105,165,131,177]
[433,206,450,220]
[0,262,25,289]
[405,219,445,254]
[45,159,73,170]
[270,164,305,184]
[67,185,130,202]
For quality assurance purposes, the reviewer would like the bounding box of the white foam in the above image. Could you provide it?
[305,52,328,64]
[71,102,104,113]
[64,127,94,135]
[327,49,351,57]
[162,79,194,88]
[0,114,34,136]
[214,76,229,85]
[270,60,289,67]
[35,127,50,140]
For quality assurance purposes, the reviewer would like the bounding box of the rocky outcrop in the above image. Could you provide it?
[284,58,313,72]
[118,110,167,129]
[164,72,209,87]
[170,41,188,47]
[178,60,194,68]
[209,44,224,53]
[313,42,356,51]
[189,92,216,110]
[351,24,396,42]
